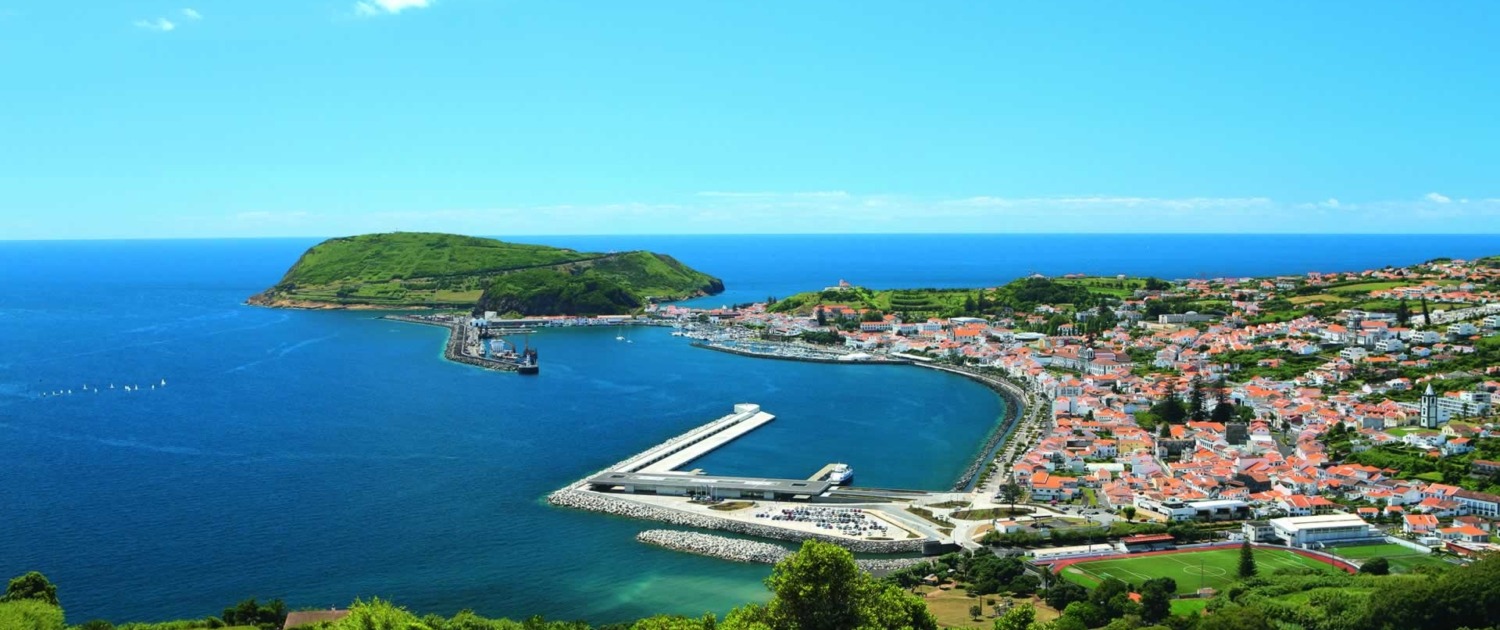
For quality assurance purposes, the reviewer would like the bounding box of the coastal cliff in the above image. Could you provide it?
[247,232,723,314]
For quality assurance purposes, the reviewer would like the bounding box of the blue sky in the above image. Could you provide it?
[1,1,1497,238]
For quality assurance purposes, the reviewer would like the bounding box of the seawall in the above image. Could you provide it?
[912,364,1029,491]
[636,530,927,572]
[691,342,911,365]
[548,489,926,554]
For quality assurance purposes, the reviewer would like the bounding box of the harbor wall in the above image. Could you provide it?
[635,530,927,572]
[382,315,522,372]
[548,489,926,554]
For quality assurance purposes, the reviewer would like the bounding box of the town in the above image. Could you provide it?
[644,256,1500,565]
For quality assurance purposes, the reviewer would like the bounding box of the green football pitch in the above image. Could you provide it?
[1059,548,1339,594]
[1323,542,1455,573]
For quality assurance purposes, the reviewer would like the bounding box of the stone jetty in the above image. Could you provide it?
[636,530,927,573]
[548,489,925,554]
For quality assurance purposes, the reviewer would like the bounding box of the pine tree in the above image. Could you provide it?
[1420,297,1432,326]
[1188,376,1207,421]
[1154,391,1187,425]
[1396,298,1411,327]
[1238,540,1257,578]
[1211,375,1235,422]
[815,307,827,327]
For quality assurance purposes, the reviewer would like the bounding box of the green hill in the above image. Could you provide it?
[248,233,722,314]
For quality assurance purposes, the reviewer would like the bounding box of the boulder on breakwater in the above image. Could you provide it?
[548,489,926,554]
[636,529,928,573]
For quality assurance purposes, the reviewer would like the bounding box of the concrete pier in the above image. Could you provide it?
[548,402,944,553]
[613,403,774,474]
[637,407,776,473]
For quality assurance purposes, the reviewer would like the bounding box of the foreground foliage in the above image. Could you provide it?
[14,551,1500,630]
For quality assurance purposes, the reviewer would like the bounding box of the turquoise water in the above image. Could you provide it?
[2,234,1494,624]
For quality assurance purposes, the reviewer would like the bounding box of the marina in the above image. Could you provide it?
[382,314,539,374]
[690,339,912,365]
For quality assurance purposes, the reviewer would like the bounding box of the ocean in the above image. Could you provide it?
[0,234,1494,624]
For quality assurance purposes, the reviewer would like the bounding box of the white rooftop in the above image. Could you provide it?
[1269,514,1369,532]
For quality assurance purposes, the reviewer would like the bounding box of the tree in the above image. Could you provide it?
[223,597,287,630]
[999,473,1024,514]
[1237,541,1257,578]
[1007,575,1040,596]
[1195,605,1273,630]
[1139,578,1175,623]
[3,572,58,607]
[1042,582,1088,612]
[1062,600,1108,629]
[1420,296,1432,326]
[1358,557,1390,576]
[1211,376,1235,423]
[0,599,65,630]
[1121,506,1137,522]
[759,540,936,630]
[992,604,1037,630]
[327,598,421,630]
[1152,393,1186,425]
[1188,376,1207,421]
[815,306,827,327]
[1396,298,1411,327]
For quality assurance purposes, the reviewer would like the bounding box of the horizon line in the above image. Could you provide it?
[4,231,1500,243]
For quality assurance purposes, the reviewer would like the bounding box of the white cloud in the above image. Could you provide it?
[1322,198,1341,208]
[128,193,1500,240]
[697,191,850,200]
[182,8,202,20]
[354,0,433,17]
[1425,192,1452,204]
[133,17,176,32]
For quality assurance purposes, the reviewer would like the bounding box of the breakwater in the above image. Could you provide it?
[548,489,926,553]
[636,530,927,572]
[382,314,523,372]
[914,364,1029,492]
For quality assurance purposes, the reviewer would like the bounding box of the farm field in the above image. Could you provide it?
[1058,548,1339,594]
[1289,293,1349,304]
[1324,542,1456,573]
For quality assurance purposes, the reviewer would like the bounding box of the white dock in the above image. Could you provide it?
[613,404,776,475]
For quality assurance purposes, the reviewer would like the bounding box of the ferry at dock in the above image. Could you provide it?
[827,463,854,485]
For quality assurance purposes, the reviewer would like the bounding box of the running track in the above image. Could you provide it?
[1039,542,1359,574]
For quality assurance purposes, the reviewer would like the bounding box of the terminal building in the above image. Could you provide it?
[587,471,833,501]
[1268,514,1380,547]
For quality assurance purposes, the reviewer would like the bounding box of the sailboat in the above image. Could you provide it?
[616,324,625,342]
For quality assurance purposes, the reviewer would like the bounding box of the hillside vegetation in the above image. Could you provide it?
[767,276,1156,319]
[248,233,722,314]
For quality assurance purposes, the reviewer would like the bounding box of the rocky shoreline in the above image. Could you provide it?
[915,365,1028,491]
[636,530,928,572]
[547,489,926,554]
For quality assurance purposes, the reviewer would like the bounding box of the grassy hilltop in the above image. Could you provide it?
[768,276,1171,319]
[247,232,723,315]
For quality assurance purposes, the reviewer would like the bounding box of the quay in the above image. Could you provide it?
[550,403,953,555]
